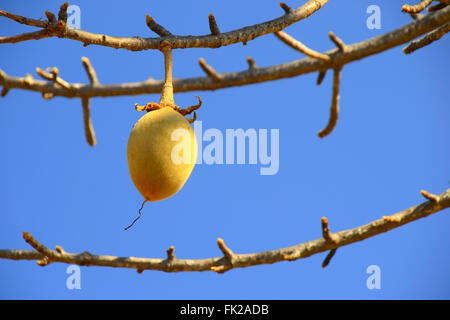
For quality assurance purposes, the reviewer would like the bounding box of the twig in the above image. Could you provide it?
[320,217,337,267]
[1,86,9,97]
[22,232,61,260]
[35,67,73,92]
[1,189,448,272]
[280,2,292,14]
[0,0,329,49]
[80,57,98,146]
[208,14,220,35]
[55,245,66,254]
[145,15,172,37]
[81,57,99,85]
[328,31,346,52]
[403,22,450,53]
[81,98,96,146]
[421,190,439,202]
[58,2,68,23]
[275,31,331,61]
[321,217,335,243]
[246,56,258,70]
[216,238,234,261]
[402,0,433,13]
[211,238,234,273]
[45,11,56,25]
[166,246,175,261]
[316,70,326,85]
[0,29,49,44]
[318,66,342,138]
[322,249,337,268]
[0,9,48,28]
[198,58,221,82]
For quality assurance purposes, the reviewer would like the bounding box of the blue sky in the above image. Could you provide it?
[0,0,449,299]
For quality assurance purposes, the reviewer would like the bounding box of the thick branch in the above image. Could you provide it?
[0,189,449,273]
[1,6,448,99]
[0,0,329,50]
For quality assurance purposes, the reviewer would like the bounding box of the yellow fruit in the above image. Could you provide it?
[127,107,197,202]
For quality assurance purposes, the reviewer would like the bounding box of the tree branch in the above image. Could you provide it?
[0,189,448,273]
[0,29,50,44]
[0,0,329,50]
[403,21,450,53]
[208,14,220,36]
[1,7,448,99]
[317,66,342,138]
[274,31,331,61]
[402,0,433,14]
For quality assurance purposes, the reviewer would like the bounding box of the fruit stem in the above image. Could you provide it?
[159,42,175,108]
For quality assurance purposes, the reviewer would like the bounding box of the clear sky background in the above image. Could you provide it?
[0,0,449,299]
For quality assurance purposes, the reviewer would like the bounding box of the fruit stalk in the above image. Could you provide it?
[159,43,175,108]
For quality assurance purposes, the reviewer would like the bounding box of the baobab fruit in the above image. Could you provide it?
[127,107,197,202]
[124,42,201,230]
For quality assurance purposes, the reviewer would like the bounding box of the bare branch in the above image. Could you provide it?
[145,14,172,37]
[1,86,10,97]
[166,246,175,261]
[403,22,450,53]
[421,190,439,202]
[198,58,221,82]
[216,238,234,262]
[328,31,346,52]
[318,66,342,138]
[275,31,331,61]
[0,0,329,49]
[322,248,337,268]
[35,67,74,93]
[402,0,433,13]
[1,189,448,272]
[321,217,335,243]
[0,29,50,44]
[0,9,48,28]
[279,2,292,14]
[81,97,97,146]
[1,7,448,99]
[45,10,56,24]
[246,56,258,70]
[208,14,220,35]
[320,217,338,267]
[81,57,99,85]
[58,2,68,23]
[316,70,327,85]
